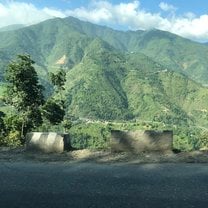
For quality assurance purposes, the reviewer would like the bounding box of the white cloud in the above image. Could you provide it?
[159,2,177,12]
[64,0,208,42]
[43,8,66,18]
[169,15,208,42]
[0,0,207,42]
[65,1,163,30]
[0,2,51,27]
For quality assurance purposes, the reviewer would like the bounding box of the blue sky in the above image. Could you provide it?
[6,0,208,15]
[0,0,207,42]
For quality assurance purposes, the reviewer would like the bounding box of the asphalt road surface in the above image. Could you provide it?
[0,162,208,208]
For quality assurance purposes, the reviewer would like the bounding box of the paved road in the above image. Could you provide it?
[0,162,208,208]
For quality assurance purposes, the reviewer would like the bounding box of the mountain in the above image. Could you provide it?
[0,17,208,128]
[63,40,208,126]
[0,24,25,32]
[57,17,208,84]
[1,17,208,84]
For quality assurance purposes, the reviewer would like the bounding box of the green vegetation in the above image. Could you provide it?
[42,68,67,125]
[69,122,110,150]
[0,55,66,146]
[67,121,208,151]
[4,54,45,139]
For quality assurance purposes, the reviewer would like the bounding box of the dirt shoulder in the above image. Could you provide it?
[0,147,208,164]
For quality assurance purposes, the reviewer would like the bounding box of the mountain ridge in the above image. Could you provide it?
[0,24,25,32]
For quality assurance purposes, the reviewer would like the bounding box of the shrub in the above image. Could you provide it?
[0,130,21,147]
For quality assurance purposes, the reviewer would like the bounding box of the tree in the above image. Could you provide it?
[42,99,65,125]
[42,68,67,126]
[49,68,66,92]
[0,111,6,141]
[0,111,5,130]
[4,54,45,139]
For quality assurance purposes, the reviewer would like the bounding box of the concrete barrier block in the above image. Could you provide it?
[111,130,173,153]
[26,132,71,153]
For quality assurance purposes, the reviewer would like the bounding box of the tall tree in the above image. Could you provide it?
[4,54,45,138]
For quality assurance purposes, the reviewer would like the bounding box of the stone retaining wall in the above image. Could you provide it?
[111,130,173,153]
[26,132,71,153]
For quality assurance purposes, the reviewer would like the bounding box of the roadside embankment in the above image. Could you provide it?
[0,147,208,164]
